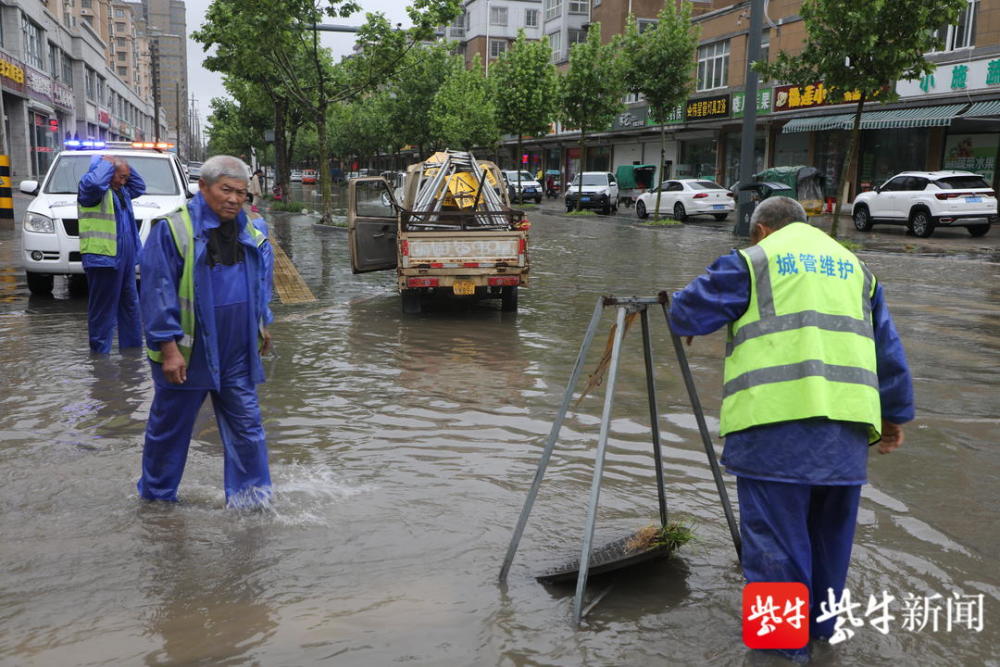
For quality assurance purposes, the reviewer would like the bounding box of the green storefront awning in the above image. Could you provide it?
[960,99,1000,117]
[782,104,966,133]
[781,114,856,133]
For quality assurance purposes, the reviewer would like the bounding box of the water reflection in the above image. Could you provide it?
[138,507,277,665]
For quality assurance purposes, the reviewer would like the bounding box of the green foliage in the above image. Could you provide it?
[490,31,559,141]
[754,0,966,102]
[643,218,682,226]
[622,4,699,125]
[386,43,457,154]
[558,24,627,140]
[430,54,499,151]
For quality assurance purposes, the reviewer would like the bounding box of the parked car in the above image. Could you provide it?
[565,171,620,214]
[19,140,195,295]
[635,179,734,221]
[852,170,996,238]
[502,170,543,204]
[186,160,202,182]
[290,169,303,182]
[301,169,318,184]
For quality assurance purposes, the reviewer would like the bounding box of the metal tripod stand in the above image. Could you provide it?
[498,294,742,625]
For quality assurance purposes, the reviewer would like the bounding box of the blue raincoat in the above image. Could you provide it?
[77,156,146,353]
[138,194,275,507]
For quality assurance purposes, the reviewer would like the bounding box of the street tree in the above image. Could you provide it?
[196,0,461,223]
[755,0,967,236]
[558,24,627,203]
[489,30,559,195]
[430,54,500,152]
[622,4,700,219]
[386,43,457,158]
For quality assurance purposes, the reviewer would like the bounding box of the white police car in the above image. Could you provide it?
[19,140,197,295]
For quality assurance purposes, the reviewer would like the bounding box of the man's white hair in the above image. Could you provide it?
[200,155,250,185]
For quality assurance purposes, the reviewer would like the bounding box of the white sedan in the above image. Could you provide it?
[635,179,735,221]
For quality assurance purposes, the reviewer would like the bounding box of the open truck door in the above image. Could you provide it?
[348,177,399,273]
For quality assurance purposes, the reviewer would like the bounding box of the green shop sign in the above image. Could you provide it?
[733,88,773,118]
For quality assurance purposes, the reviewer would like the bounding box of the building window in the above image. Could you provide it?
[115,22,125,32]
[62,56,73,85]
[490,6,507,26]
[85,66,96,100]
[525,9,539,28]
[114,8,125,17]
[117,51,126,62]
[697,39,729,91]
[489,38,507,59]
[568,0,587,14]
[568,28,586,46]
[544,0,562,22]
[117,65,127,75]
[932,0,977,51]
[83,15,93,26]
[638,19,658,34]
[48,43,58,77]
[548,30,562,62]
[81,0,92,7]
[22,15,44,69]
[759,29,770,65]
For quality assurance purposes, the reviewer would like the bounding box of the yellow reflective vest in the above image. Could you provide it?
[721,222,882,442]
[78,189,118,256]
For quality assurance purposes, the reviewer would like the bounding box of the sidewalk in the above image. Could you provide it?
[532,196,999,258]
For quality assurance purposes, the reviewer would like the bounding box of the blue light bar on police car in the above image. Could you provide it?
[64,139,107,150]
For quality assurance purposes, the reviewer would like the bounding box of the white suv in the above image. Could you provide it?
[565,171,620,214]
[20,142,195,295]
[852,171,996,238]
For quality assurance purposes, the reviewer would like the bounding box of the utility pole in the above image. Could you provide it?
[734,0,763,237]
[150,40,161,142]
[175,81,181,159]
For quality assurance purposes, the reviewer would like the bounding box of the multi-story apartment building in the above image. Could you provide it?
[0,0,168,178]
[139,0,187,152]
[503,0,1000,198]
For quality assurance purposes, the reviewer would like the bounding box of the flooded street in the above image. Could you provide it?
[0,197,997,666]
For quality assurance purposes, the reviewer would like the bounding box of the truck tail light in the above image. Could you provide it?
[488,276,520,286]
[407,277,439,288]
[518,238,527,254]
[693,193,708,199]
[401,240,409,256]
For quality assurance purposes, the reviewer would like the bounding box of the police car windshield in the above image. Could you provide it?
[43,154,180,195]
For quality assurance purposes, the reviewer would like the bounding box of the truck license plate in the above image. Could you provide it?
[453,280,475,295]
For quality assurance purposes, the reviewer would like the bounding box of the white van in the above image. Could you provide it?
[19,141,195,295]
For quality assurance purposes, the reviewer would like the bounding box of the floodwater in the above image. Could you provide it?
[0,202,997,666]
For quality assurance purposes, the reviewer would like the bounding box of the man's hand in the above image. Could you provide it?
[101,155,116,164]
[260,327,272,356]
[160,340,187,385]
[877,420,904,455]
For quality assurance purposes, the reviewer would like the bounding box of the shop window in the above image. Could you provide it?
[931,0,977,52]
[544,0,562,22]
[697,39,729,92]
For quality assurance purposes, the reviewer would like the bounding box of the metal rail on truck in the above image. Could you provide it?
[401,209,525,232]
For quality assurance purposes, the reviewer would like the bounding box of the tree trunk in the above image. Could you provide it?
[274,98,289,200]
[654,122,666,218]
[316,111,334,224]
[577,130,587,202]
[831,93,866,239]
[516,136,523,203]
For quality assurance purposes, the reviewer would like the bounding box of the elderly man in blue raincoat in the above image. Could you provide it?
[78,155,146,354]
[668,197,914,660]
[138,154,275,508]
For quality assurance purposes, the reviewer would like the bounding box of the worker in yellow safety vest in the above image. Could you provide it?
[77,155,146,353]
[667,197,914,660]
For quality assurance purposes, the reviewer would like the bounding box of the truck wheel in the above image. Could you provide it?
[500,286,518,312]
[26,272,53,295]
[401,289,422,314]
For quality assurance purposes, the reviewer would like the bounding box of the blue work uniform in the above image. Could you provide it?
[138,194,275,507]
[669,248,914,649]
[77,156,146,354]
